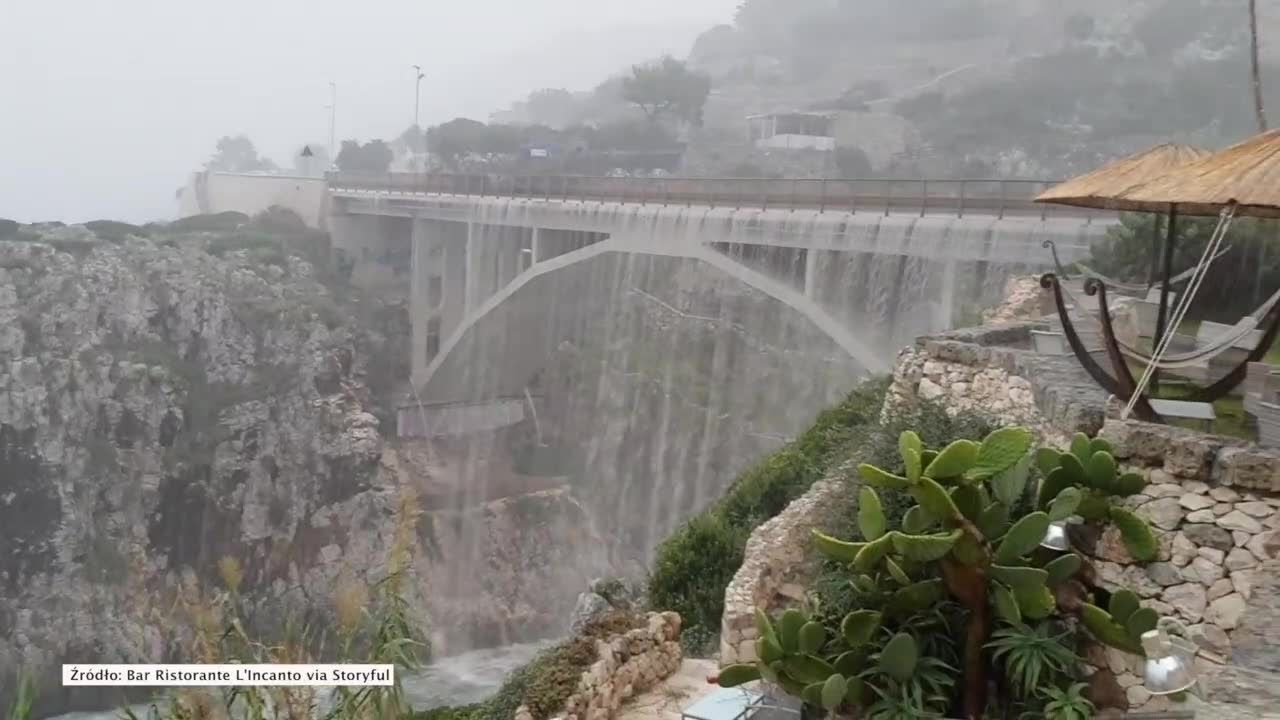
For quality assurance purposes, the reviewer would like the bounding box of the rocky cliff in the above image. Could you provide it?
[0,222,602,713]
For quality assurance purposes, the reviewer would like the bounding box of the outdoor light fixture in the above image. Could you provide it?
[1039,519,1071,551]
[1141,619,1198,696]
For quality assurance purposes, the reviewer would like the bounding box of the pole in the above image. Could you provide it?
[412,65,424,128]
[328,82,337,167]
[1147,214,1164,287]
[1152,207,1178,394]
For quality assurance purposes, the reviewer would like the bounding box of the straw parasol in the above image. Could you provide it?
[1034,143,1210,212]
[1035,143,1212,372]
[1114,129,1280,218]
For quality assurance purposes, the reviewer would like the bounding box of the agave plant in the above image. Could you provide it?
[721,425,1161,720]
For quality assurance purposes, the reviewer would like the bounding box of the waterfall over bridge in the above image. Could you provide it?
[322,173,1117,439]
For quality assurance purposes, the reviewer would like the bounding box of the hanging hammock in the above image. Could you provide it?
[1058,280,1280,369]
[1043,239,1233,295]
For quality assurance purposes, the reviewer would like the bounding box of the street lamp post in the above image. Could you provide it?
[326,81,337,169]
[412,65,425,128]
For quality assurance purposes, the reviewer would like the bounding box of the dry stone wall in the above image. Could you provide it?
[515,612,682,720]
[718,479,853,665]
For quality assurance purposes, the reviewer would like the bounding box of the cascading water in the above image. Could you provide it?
[412,197,1109,664]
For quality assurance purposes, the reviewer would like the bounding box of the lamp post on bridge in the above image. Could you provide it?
[412,65,425,128]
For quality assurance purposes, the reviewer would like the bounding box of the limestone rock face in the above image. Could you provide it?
[0,232,423,709]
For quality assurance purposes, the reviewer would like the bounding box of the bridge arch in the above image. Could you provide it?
[414,237,887,406]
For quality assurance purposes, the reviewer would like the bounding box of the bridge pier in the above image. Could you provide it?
[937,259,958,329]
[411,219,469,386]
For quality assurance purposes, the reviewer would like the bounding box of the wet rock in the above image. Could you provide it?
[1211,487,1242,502]
[1179,493,1214,510]
[1208,578,1234,601]
[1232,560,1280,672]
[1162,583,1208,622]
[1206,593,1248,630]
[1184,523,1234,551]
[1236,501,1273,518]
[1145,562,1182,587]
[1182,556,1225,585]
[1227,547,1259,571]
[1138,496,1184,530]
[1218,510,1264,534]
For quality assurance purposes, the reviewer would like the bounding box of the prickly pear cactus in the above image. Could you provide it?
[1036,433,1157,561]
[720,426,1163,717]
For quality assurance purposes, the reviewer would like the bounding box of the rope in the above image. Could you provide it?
[1122,205,1237,419]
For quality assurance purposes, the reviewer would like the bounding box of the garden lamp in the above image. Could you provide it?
[1141,618,1198,695]
[1039,519,1071,551]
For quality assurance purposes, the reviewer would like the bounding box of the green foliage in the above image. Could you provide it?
[1036,682,1095,720]
[335,139,394,173]
[800,425,1160,717]
[649,379,890,649]
[1035,436,1156,561]
[5,671,36,720]
[986,622,1080,699]
[1092,212,1280,321]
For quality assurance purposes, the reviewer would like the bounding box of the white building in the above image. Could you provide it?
[746,112,836,151]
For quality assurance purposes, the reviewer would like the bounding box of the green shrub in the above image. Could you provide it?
[0,219,18,240]
[85,220,147,243]
[168,211,249,233]
[420,611,645,720]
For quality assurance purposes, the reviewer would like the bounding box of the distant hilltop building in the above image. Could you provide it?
[746,111,836,151]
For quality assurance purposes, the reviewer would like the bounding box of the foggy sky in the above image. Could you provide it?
[0,0,735,223]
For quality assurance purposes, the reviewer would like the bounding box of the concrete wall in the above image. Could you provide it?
[176,171,329,228]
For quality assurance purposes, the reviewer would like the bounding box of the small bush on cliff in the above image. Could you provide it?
[418,610,646,720]
[648,377,891,653]
[120,489,428,720]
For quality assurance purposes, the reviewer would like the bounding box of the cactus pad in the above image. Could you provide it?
[1109,506,1158,562]
[968,426,1033,480]
[812,530,865,563]
[891,529,962,562]
[1044,554,1082,585]
[924,438,979,480]
[879,633,919,682]
[1048,487,1082,522]
[911,477,962,525]
[858,463,911,490]
[859,486,887,541]
[996,511,1050,564]
[841,610,882,647]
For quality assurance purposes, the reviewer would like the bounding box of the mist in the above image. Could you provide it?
[0,0,734,223]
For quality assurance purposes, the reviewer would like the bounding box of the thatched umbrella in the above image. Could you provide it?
[1035,144,1211,385]
[1116,129,1280,218]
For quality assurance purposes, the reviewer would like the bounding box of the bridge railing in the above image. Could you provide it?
[327,172,1108,220]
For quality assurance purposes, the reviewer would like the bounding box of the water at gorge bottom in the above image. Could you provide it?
[47,641,553,720]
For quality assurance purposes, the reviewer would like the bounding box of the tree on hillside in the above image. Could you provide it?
[206,135,277,173]
[335,139,393,173]
[622,57,712,126]
[426,118,490,168]
[524,88,579,128]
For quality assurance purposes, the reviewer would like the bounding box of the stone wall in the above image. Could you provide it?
[719,479,854,665]
[515,612,682,720]
[885,322,1111,445]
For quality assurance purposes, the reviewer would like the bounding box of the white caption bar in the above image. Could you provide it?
[63,664,395,687]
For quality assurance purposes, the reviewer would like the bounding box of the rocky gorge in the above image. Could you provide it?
[0,220,608,714]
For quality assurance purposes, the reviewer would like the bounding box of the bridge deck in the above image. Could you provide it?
[327,172,1115,222]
